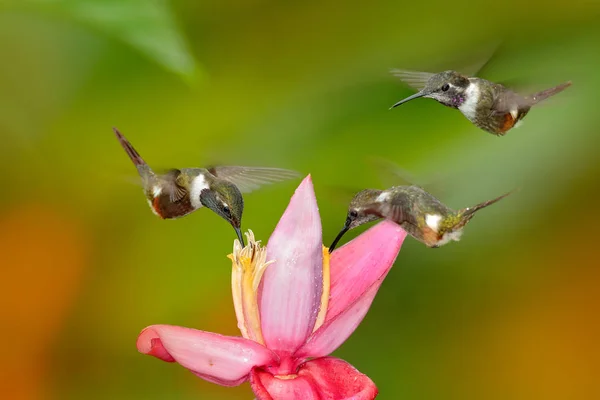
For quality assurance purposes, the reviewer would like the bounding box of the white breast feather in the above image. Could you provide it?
[190,175,209,209]
[458,82,480,120]
[425,214,442,231]
[376,192,391,203]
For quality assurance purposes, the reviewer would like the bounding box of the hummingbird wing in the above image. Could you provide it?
[368,195,419,228]
[160,169,188,203]
[458,41,504,77]
[489,88,525,114]
[366,157,424,188]
[321,185,364,207]
[390,69,434,91]
[208,166,300,193]
[366,156,448,197]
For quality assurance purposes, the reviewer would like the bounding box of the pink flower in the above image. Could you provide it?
[137,176,407,399]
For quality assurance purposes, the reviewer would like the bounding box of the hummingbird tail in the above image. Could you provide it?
[529,81,572,105]
[460,190,515,221]
[113,127,153,176]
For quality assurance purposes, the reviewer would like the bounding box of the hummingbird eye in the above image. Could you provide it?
[349,210,358,219]
[223,205,231,216]
[441,83,450,92]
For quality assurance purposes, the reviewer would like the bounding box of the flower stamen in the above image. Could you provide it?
[313,246,331,333]
[229,230,273,345]
[274,374,299,380]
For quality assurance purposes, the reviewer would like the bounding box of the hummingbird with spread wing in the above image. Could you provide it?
[329,184,513,252]
[113,127,300,246]
[390,69,571,135]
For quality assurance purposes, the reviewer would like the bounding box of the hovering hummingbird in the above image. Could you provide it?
[329,185,512,252]
[113,127,300,246]
[390,69,571,135]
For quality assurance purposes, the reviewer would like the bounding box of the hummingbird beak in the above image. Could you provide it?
[234,225,245,247]
[389,91,426,109]
[328,219,351,253]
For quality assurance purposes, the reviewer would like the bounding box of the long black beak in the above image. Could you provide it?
[328,220,351,253]
[389,91,426,109]
[234,226,245,247]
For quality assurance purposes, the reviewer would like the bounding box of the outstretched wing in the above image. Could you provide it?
[490,88,527,114]
[458,41,503,77]
[390,69,434,91]
[366,156,423,188]
[321,184,362,206]
[208,166,300,193]
[366,156,447,197]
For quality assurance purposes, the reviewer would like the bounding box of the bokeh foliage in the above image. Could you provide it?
[1,0,599,399]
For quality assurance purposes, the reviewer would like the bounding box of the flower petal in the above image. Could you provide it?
[326,220,407,322]
[295,221,406,359]
[260,175,323,356]
[250,368,320,400]
[300,357,379,400]
[250,357,378,400]
[295,284,379,359]
[137,325,278,387]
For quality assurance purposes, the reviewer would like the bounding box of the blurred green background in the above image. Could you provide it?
[1,1,599,399]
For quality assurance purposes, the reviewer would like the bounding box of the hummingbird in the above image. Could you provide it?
[328,185,512,252]
[113,127,300,246]
[390,69,571,135]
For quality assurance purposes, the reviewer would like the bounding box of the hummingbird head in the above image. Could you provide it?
[199,180,245,246]
[329,189,382,252]
[391,70,470,109]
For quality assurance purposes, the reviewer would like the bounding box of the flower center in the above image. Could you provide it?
[228,230,272,345]
[228,232,331,351]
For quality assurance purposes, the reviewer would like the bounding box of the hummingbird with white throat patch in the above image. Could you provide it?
[328,185,512,252]
[390,69,571,135]
[113,127,300,246]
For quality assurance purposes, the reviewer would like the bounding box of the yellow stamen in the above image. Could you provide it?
[274,374,299,380]
[229,233,332,343]
[228,230,273,345]
[313,246,331,333]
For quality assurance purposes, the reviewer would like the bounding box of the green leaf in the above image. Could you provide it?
[13,0,199,80]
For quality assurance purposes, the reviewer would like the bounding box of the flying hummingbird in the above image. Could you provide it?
[390,69,571,135]
[113,127,300,246]
[328,185,512,252]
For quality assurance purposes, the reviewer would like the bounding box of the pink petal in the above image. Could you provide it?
[250,357,378,400]
[137,325,278,387]
[295,284,379,359]
[260,175,323,356]
[295,221,406,359]
[250,368,321,400]
[326,220,407,322]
